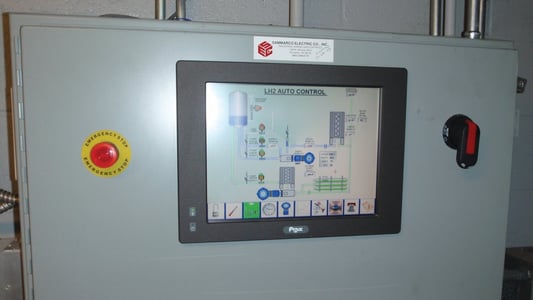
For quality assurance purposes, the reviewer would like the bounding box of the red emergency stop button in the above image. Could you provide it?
[90,142,119,168]
[81,130,131,177]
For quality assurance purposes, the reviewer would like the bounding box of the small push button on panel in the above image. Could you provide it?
[443,114,480,169]
[90,142,119,168]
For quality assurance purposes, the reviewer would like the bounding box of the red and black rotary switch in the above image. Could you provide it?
[443,114,480,169]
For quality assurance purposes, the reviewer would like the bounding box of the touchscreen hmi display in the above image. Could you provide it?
[177,61,406,243]
[205,83,380,222]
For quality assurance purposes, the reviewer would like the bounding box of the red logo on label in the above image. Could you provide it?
[258,41,273,57]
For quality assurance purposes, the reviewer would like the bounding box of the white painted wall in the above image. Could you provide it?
[1,0,531,247]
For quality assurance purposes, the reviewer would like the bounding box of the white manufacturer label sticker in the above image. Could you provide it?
[254,36,334,62]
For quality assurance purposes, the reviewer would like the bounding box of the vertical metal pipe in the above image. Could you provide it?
[444,0,456,36]
[479,0,486,38]
[289,0,304,27]
[155,0,166,20]
[462,0,485,39]
[430,0,443,36]
[176,0,186,20]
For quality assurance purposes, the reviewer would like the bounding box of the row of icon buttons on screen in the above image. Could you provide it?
[207,199,375,220]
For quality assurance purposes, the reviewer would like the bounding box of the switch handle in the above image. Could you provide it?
[443,114,480,169]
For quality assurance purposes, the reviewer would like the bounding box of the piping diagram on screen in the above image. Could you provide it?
[205,83,381,221]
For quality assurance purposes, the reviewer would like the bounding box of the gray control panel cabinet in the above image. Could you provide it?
[6,13,517,300]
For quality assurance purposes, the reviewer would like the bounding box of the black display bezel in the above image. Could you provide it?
[177,61,407,243]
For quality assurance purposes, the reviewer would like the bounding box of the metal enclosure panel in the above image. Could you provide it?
[8,14,517,300]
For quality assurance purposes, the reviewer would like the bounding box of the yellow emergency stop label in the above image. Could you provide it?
[81,129,131,178]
